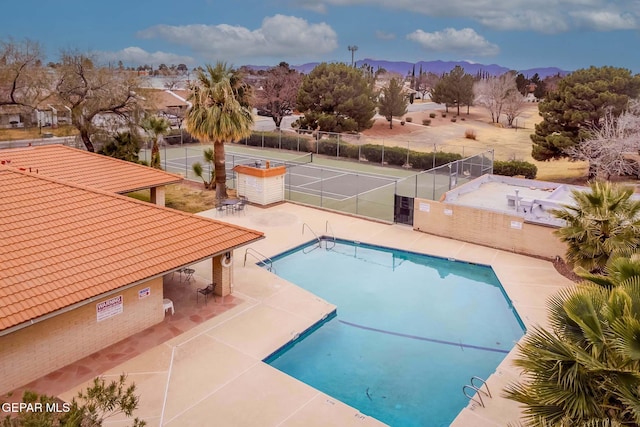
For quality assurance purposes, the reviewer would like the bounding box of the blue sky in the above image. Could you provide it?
[2,0,640,73]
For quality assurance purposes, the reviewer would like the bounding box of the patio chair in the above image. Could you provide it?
[197,283,215,304]
[234,199,247,215]
[183,268,195,282]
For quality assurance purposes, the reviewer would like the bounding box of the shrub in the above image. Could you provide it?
[338,143,360,160]
[405,117,413,123]
[409,151,463,170]
[464,129,477,140]
[383,146,409,166]
[317,138,338,156]
[238,132,309,152]
[361,144,383,163]
[493,160,538,179]
[423,119,431,126]
[400,121,405,126]
[442,113,447,118]
[451,118,457,123]
[429,113,436,118]
[461,117,465,121]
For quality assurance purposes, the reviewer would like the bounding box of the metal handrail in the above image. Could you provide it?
[302,223,322,252]
[325,221,336,250]
[462,376,491,408]
[462,385,485,408]
[470,376,492,398]
[244,247,275,272]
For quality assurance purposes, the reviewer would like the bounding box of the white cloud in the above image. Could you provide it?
[407,28,500,56]
[96,47,194,66]
[295,0,328,13]
[375,30,396,40]
[291,0,640,33]
[570,10,637,30]
[138,15,338,60]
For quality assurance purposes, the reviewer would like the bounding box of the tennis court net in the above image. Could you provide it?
[283,152,313,168]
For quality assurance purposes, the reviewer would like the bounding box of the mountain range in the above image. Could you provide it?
[248,59,569,79]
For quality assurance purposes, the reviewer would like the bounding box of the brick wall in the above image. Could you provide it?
[0,278,164,395]
[412,199,567,259]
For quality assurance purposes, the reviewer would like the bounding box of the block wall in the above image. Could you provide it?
[0,278,164,394]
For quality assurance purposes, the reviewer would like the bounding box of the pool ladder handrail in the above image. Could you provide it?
[302,223,322,253]
[325,221,336,250]
[244,247,275,273]
[462,376,492,408]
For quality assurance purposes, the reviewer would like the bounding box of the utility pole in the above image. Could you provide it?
[348,45,358,67]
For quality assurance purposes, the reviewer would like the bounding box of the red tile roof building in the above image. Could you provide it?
[0,157,263,393]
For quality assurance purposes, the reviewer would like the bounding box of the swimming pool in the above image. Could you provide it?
[264,239,525,427]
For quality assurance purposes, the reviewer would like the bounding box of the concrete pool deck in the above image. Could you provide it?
[55,202,574,426]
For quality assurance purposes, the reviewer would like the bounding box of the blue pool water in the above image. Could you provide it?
[264,239,525,427]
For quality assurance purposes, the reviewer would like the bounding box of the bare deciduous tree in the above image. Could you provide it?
[55,51,142,152]
[0,38,50,123]
[503,90,526,127]
[474,73,519,124]
[256,62,302,129]
[163,76,182,90]
[565,102,640,179]
[415,71,439,101]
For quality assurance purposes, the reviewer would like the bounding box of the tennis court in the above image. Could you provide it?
[285,163,398,201]
[150,144,493,222]
[158,145,406,203]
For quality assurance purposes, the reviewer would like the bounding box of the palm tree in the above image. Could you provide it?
[185,62,253,199]
[192,148,215,190]
[576,251,640,289]
[141,115,170,169]
[551,181,640,274]
[504,269,640,426]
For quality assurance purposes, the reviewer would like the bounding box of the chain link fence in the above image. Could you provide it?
[143,144,494,223]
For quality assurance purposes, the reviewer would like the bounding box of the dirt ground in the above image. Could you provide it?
[360,102,589,182]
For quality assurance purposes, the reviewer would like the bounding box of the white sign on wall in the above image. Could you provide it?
[138,287,150,299]
[444,209,453,216]
[510,221,523,230]
[96,295,123,322]
[418,202,430,212]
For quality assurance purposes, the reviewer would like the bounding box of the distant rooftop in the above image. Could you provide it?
[442,175,591,227]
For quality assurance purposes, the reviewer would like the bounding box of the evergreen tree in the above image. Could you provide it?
[430,66,474,115]
[531,66,640,162]
[378,78,408,129]
[295,62,376,133]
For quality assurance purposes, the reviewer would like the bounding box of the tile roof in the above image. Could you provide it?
[138,88,188,110]
[0,167,264,333]
[0,145,182,193]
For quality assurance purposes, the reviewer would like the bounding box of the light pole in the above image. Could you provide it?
[348,45,358,67]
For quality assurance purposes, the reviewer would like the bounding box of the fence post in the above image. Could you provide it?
[261,132,264,148]
[337,134,340,159]
[320,168,323,207]
[355,173,359,215]
[406,140,410,168]
[382,140,385,166]
[433,143,436,169]
[432,170,436,200]
[185,147,188,177]
[279,129,282,150]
